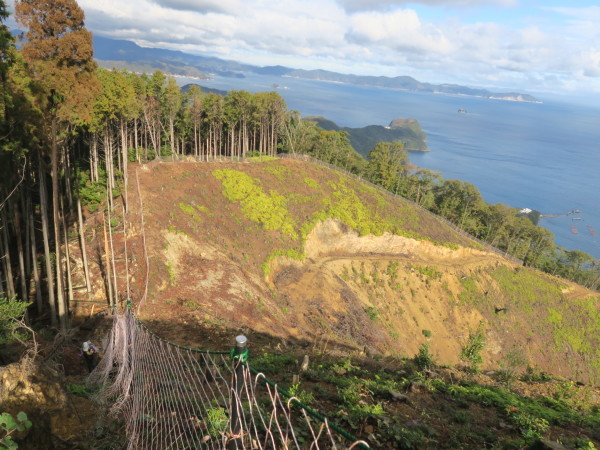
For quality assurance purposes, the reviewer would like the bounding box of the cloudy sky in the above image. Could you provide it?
[6,0,600,96]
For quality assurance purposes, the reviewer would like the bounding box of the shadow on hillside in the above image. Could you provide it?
[77,306,359,361]
[139,316,360,357]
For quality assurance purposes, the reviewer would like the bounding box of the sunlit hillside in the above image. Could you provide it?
[74,157,599,385]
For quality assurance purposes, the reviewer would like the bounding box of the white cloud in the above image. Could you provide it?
[582,50,600,77]
[544,6,600,79]
[28,0,598,94]
[549,5,600,20]
[336,0,516,12]
[149,0,242,14]
[347,9,453,54]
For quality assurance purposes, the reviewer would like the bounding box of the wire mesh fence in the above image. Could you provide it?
[88,309,370,449]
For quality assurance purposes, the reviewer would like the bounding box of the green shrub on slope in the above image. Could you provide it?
[213,169,297,239]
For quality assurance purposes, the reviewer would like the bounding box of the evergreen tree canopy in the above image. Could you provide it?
[16,0,98,124]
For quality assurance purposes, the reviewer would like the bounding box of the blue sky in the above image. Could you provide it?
[5,0,600,97]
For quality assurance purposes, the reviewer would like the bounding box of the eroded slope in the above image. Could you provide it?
[77,158,599,383]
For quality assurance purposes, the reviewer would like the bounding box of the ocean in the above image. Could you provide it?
[176,73,600,259]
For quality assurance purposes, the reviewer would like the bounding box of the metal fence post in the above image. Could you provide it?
[228,335,247,449]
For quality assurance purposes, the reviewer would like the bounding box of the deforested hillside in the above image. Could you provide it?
[78,156,599,385]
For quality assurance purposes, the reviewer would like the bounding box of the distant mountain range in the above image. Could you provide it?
[91,35,541,104]
[274,69,541,103]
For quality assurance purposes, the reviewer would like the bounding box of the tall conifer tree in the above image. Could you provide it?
[0,0,14,128]
[16,0,99,329]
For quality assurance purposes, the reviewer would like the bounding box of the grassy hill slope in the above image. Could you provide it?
[79,157,599,387]
[51,156,600,448]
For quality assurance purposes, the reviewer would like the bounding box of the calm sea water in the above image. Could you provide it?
[177,74,600,259]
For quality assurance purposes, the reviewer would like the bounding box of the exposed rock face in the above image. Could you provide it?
[1,360,67,447]
[1,355,108,448]
[389,118,418,128]
[271,219,499,362]
[303,218,495,262]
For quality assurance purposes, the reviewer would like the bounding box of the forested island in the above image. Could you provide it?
[306,116,428,155]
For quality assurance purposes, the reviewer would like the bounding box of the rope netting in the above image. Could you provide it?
[87,309,370,449]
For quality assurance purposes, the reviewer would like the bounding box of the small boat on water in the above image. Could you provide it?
[588,226,598,236]
[571,225,578,234]
[572,217,584,221]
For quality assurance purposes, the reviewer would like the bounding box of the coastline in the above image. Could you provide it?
[280,74,541,104]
